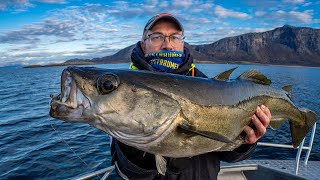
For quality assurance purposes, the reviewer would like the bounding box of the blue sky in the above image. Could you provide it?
[0,0,319,67]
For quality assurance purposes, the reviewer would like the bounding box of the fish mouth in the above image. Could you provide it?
[50,69,91,120]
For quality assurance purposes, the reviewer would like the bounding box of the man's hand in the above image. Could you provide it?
[243,105,272,144]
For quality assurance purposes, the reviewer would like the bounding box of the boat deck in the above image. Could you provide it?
[221,159,320,180]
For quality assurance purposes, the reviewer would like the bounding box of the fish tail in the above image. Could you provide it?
[290,108,317,148]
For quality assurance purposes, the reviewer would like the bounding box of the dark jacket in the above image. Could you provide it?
[111,42,257,180]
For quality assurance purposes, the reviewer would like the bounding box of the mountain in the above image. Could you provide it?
[90,44,136,63]
[193,25,320,66]
[65,25,320,67]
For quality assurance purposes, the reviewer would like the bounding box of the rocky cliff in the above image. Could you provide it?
[193,25,320,66]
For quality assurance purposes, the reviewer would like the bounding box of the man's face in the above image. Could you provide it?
[141,20,184,54]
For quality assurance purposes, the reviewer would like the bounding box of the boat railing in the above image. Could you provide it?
[74,123,317,179]
[257,123,317,175]
[74,165,115,180]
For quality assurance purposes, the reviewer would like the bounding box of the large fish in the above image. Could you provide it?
[50,66,317,174]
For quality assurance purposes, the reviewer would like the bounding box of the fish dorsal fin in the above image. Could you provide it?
[155,155,167,175]
[237,69,271,85]
[282,85,292,98]
[179,122,232,143]
[213,67,238,81]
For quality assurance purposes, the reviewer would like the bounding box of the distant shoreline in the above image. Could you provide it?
[23,60,320,69]
[194,60,320,68]
[23,61,126,68]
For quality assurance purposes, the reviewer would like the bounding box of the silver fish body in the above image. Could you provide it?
[50,66,317,159]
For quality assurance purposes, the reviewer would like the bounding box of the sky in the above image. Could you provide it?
[0,0,319,67]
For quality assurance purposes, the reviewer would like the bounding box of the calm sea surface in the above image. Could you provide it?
[0,64,319,179]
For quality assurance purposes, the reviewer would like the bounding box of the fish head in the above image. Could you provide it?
[49,66,101,122]
[50,66,180,145]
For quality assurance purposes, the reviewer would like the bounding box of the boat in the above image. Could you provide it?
[73,123,318,180]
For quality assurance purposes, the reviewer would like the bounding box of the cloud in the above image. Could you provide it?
[255,10,315,25]
[255,11,266,17]
[0,50,64,66]
[282,0,304,4]
[243,0,309,12]
[302,2,312,6]
[288,10,313,23]
[0,19,77,44]
[35,0,67,4]
[0,3,133,44]
[0,0,33,12]
[0,0,67,12]
[259,10,314,24]
[159,1,169,8]
[214,5,251,19]
[190,2,214,13]
[172,0,192,8]
[0,43,120,66]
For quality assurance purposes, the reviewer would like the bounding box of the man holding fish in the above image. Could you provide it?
[110,13,271,180]
[50,12,316,180]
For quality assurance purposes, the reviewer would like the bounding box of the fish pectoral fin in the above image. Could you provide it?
[179,123,232,143]
[269,118,287,129]
[155,155,167,175]
[213,67,238,81]
[281,85,292,99]
[237,69,271,85]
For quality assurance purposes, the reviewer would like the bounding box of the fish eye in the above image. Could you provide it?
[97,74,120,94]
[102,80,114,93]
